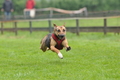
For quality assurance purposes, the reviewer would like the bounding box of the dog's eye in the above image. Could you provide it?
[57,30,61,32]
[63,29,66,32]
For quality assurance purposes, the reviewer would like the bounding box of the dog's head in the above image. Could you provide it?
[53,24,66,39]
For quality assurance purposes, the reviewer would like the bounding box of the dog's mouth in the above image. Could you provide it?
[58,34,65,39]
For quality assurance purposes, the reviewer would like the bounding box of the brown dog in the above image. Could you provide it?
[40,24,71,59]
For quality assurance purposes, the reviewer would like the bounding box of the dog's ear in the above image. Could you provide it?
[53,24,57,27]
[63,23,65,27]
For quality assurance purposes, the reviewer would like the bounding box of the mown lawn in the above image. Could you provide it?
[0,31,120,80]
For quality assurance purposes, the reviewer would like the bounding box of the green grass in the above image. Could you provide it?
[1,17,120,28]
[0,31,120,80]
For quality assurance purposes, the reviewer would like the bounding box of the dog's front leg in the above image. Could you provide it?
[50,46,63,59]
[50,38,63,59]
[62,39,71,51]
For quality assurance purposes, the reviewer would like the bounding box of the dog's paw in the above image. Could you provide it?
[66,46,71,51]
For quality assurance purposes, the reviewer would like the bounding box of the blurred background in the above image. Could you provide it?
[0,0,120,20]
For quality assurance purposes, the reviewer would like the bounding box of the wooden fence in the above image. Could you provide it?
[0,17,120,36]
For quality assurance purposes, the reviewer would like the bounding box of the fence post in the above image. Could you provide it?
[104,18,107,35]
[76,19,80,35]
[1,22,3,35]
[50,10,53,18]
[48,20,52,33]
[29,21,32,34]
[14,21,18,36]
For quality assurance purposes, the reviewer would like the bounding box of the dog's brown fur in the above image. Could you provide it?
[40,24,71,58]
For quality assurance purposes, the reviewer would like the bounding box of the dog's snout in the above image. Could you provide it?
[58,34,65,39]
[60,35,64,37]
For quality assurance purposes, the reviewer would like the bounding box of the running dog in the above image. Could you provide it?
[40,24,71,59]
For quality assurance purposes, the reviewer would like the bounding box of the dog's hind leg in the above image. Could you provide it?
[40,36,48,52]
[40,42,47,52]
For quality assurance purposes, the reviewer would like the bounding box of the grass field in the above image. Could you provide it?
[0,31,120,80]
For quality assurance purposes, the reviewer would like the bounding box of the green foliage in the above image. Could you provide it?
[13,0,25,14]
[0,0,120,14]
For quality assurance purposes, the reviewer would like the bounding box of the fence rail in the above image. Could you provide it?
[0,17,120,36]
